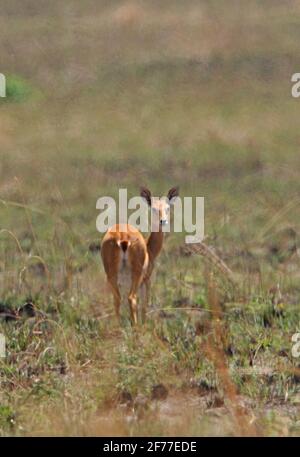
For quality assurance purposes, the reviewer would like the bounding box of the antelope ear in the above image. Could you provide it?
[167,186,179,204]
[140,187,152,206]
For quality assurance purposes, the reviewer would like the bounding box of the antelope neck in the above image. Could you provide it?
[147,228,164,262]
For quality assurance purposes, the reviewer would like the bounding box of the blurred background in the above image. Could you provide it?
[1,0,300,244]
[1,1,300,292]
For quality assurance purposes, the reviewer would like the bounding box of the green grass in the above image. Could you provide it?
[0,75,35,103]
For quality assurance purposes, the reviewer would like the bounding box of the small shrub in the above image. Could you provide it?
[0,405,15,431]
[4,75,33,102]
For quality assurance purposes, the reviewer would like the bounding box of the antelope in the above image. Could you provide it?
[101,187,179,325]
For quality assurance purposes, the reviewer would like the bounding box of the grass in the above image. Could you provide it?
[0,0,300,436]
[3,75,34,102]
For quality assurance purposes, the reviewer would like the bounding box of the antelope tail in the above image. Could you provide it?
[117,240,131,253]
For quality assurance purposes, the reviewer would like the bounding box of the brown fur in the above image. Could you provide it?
[101,187,179,325]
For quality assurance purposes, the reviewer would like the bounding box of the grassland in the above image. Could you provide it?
[1,0,300,436]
